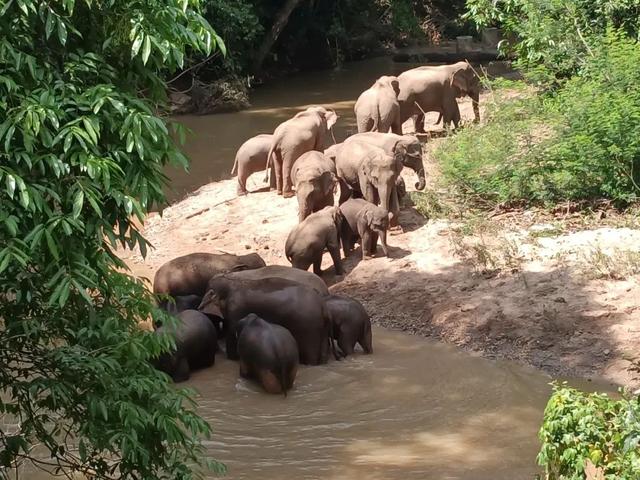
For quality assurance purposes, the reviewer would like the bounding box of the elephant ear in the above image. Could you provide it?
[325,109,338,130]
[390,77,400,98]
[198,290,224,318]
[451,67,471,95]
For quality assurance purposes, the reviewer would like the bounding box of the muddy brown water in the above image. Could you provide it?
[191,327,609,479]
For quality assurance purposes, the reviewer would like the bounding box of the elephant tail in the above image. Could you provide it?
[371,101,380,132]
[434,112,443,125]
[264,143,276,183]
[231,153,239,176]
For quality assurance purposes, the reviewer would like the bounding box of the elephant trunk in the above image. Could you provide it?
[414,166,426,191]
[377,229,389,257]
[471,89,480,123]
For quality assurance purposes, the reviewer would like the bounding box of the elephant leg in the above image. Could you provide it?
[370,231,379,255]
[293,258,313,272]
[226,332,240,361]
[172,356,190,383]
[337,334,355,357]
[338,178,352,205]
[312,257,322,276]
[328,244,344,275]
[339,221,351,257]
[282,155,295,198]
[361,230,372,260]
[236,174,248,196]
[239,360,250,378]
[414,113,425,133]
[273,152,284,195]
[269,163,276,189]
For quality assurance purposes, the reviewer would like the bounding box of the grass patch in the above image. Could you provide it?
[580,246,640,280]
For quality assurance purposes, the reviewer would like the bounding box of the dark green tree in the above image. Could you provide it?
[0,0,225,477]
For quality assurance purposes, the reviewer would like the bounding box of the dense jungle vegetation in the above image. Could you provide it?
[1,0,639,478]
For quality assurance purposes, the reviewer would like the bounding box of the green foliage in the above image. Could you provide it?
[438,33,640,207]
[0,0,224,477]
[465,0,640,81]
[538,384,640,479]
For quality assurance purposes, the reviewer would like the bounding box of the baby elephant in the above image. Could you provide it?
[339,198,391,259]
[325,295,373,356]
[291,150,337,222]
[231,134,274,195]
[285,206,345,275]
[153,310,218,382]
[236,314,299,396]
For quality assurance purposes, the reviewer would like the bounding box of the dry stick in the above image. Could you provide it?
[184,196,239,220]
[166,51,221,86]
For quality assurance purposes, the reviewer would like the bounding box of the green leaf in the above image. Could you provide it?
[5,174,16,199]
[82,117,98,144]
[44,228,60,260]
[57,19,68,45]
[142,35,151,65]
[45,10,55,39]
[131,33,144,58]
[213,32,226,57]
[72,189,84,218]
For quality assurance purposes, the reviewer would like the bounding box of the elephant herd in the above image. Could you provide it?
[151,254,372,395]
[150,61,481,396]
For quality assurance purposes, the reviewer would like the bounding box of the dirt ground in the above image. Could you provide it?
[119,92,640,389]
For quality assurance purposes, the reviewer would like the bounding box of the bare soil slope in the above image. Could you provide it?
[120,93,640,388]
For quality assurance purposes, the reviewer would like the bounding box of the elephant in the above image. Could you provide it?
[198,276,332,365]
[267,106,338,198]
[323,143,342,164]
[396,176,407,203]
[291,150,337,222]
[354,75,402,134]
[397,61,480,132]
[235,314,299,396]
[152,310,218,382]
[343,132,426,191]
[155,294,203,328]
[324,295,373,356]
[335,141,403,220]
[153,252,267,301]
[231,134,274,195]
[285,206,344,276]
[339,198,391,259]
[208,265,329,297]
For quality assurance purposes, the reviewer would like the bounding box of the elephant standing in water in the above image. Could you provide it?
[231,134,274,195]
[199,276,333,365]
[291,151,337,222]
[324,295,373,357]
[267,106,338,198]
[354,75,402,134]
[397,61,480,132]
[235,314,299,395]
[153,310,218,382]
[153,252,266,300]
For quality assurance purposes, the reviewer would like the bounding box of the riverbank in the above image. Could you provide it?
[121,162,640,389]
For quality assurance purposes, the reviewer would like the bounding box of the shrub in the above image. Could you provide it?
[538,384,640,479]
[0,0,225,477]
[438,33,640,207]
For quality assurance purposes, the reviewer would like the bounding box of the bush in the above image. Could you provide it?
[538,384,640,479]
[438,33,640,207]
[0,0,225,477]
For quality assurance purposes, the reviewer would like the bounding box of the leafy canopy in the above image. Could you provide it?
[0,0,225,478]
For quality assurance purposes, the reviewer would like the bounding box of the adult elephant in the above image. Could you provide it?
[231,134,274,195]
[207,265,329,297]
[343,132,426,191]
[335,141,403,219]
[354,75,401,134]
[199,276,332,365]
[291,151,337,222]
[153,252,266,300]
[397,61,480,132]
[267,106,338,198]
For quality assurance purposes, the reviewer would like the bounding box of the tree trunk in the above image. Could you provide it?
[252,0,303,75]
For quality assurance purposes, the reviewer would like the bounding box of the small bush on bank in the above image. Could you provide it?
[538,384,640,479]
[438,33,640,208]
